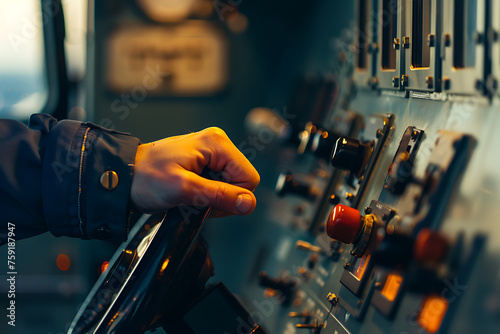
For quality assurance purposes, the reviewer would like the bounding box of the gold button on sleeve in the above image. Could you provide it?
[100,171,119,190]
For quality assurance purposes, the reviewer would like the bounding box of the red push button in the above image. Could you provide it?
[413,228,448,265]
[326,204,362,244]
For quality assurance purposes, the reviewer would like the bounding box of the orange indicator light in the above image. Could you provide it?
[101,261,110,273]
[381,273,403,302]
[418,295,449,333]
[352,254,371,280]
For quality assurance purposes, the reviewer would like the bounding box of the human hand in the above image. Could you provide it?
[131,127,260,216]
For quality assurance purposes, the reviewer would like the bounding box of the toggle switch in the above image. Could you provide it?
[296,240,322,254]
[295,318,324,333]
[331,137,373,176]
[289,310,312,320]
[275,172,317,199]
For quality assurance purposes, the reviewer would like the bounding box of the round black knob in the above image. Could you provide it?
[275,172,314,199]
[310,129,340,160]
[330,137,371,175]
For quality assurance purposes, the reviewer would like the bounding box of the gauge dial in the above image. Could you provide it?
[106,22,227,96]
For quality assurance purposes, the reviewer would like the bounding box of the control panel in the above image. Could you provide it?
[212,1,500,334]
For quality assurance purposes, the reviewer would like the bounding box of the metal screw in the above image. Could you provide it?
[488,28,499,43]
[402,36,410,48]
[401,75,409,88]
[443,33,451,47]
[425,76,433,89]
[344,262,351,270]
[368,43,378,53]
[487,76,498,92]
[364,207,372,214]
[367,77,378,89]
[345,192,354,201]
[427,34,436,47]
[475,79,483,90]
[474,32,484,44]
[443,77,451,90]
[393,38,400,50]
[392,76,400,88]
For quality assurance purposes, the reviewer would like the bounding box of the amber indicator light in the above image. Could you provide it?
[417,295,449,333]
[101,261,110,273]
[352,254,371,280]
[56,254,71,271]
[381,273,403,302]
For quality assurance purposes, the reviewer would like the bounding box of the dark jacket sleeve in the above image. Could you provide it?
[0,114,140,245]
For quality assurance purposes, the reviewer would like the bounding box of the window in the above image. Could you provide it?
[0,0,48,119]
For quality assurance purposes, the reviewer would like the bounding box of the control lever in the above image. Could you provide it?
[295,240,323,254]
[384,126,425,194]
[68,208,213,334]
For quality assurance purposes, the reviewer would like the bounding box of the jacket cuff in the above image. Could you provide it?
[42,120,140,242]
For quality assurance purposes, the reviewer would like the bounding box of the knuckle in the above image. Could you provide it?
[173,173,192,199]
[205,127,228,140]
[212,184,227,208]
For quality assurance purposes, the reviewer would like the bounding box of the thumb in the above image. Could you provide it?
[186,172,257,215]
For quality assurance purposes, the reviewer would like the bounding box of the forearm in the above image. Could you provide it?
[0,114,140,244]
